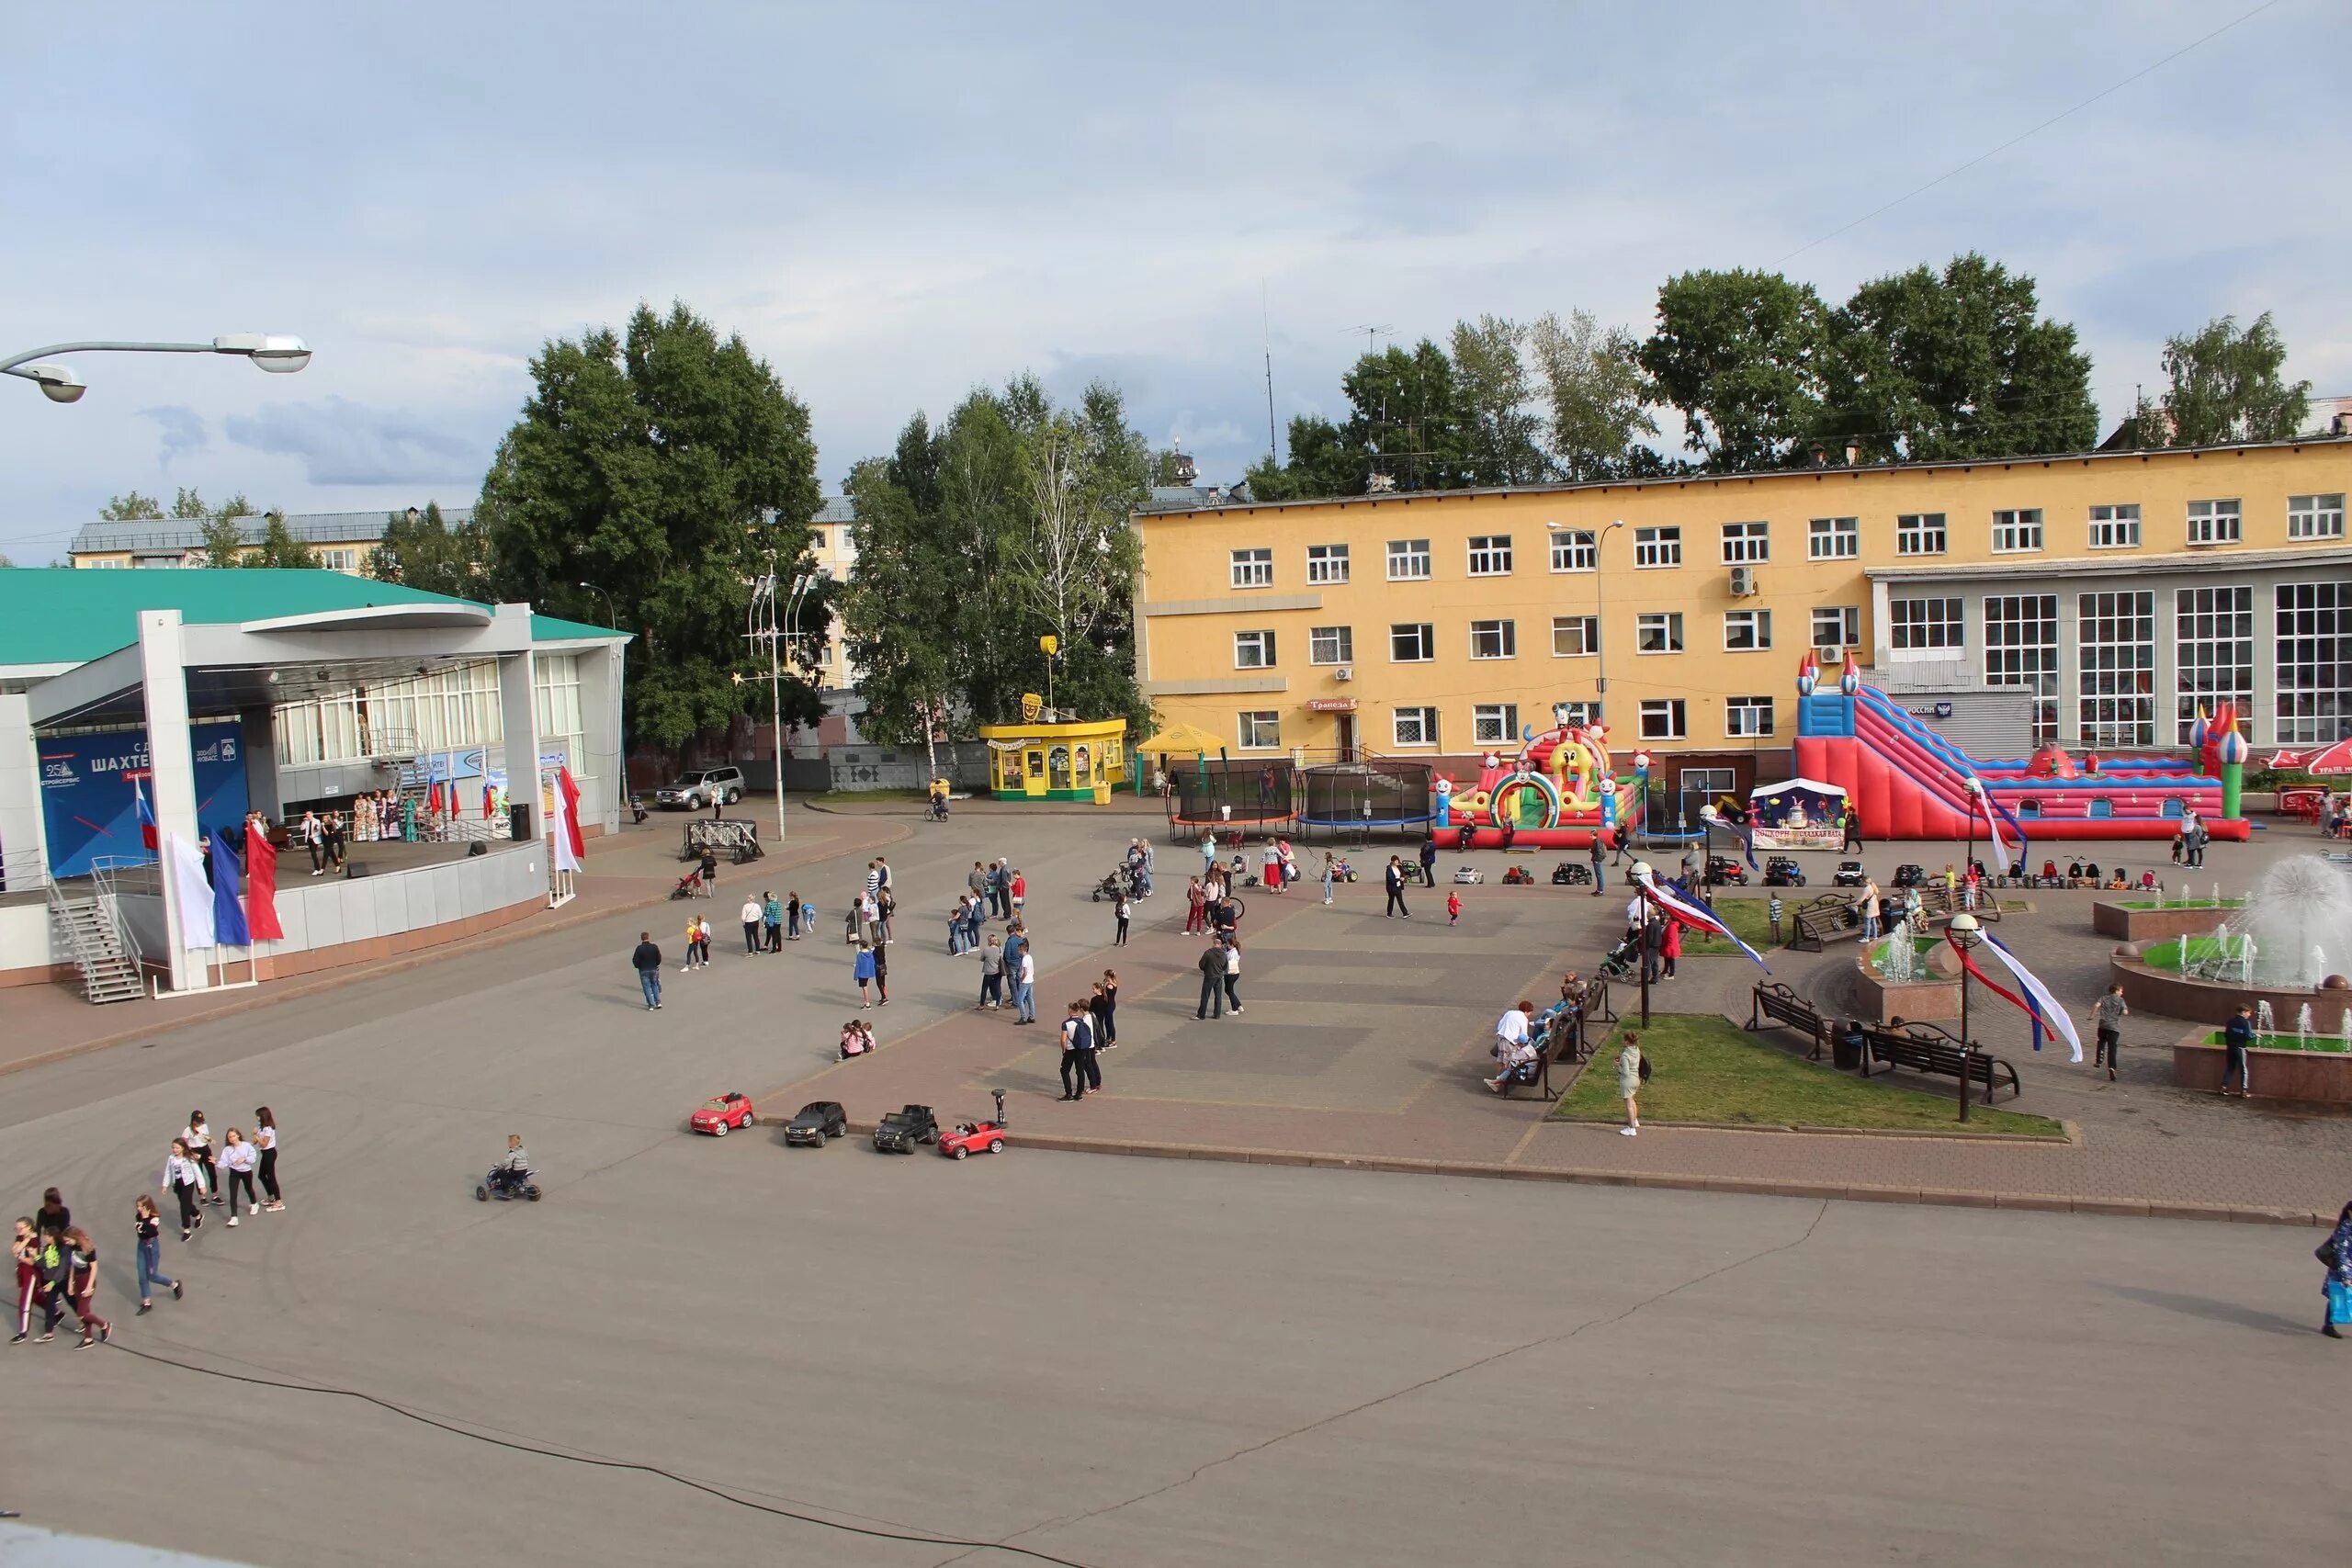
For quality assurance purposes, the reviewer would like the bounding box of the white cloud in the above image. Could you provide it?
[222,398,487,487]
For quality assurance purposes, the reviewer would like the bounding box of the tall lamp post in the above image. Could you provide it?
[746,572,812,847]
[1549,518,1624,724]
[1630,860,1655,1026]
[2,335,311,402]
[575,582,628,815]
[1948,911,1981,1123]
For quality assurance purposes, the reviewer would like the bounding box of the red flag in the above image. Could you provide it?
[555,766,585,870]
[244,819,284,941]
[427,778,445,815]
[481,783,495,818]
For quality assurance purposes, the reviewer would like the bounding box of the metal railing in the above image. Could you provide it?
[0,845,49,895]
[46,854,147,994]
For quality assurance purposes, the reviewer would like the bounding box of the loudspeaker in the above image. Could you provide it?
[345,862,370,879]
[467,841,487,858]
[508,804,534,841]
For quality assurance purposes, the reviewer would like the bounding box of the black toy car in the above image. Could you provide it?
[1892,863,1928,888]
[1832,860,1868,887]
[1705,855,1748,885]
[784,1100,847,1146]
[873,1103,939,1153]
[1761,856,1806,887]
[1551,862,1592,886]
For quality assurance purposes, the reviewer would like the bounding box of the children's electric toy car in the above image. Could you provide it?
[938,1119,1007,1159]
[1761,856,1806,887]
[873,1104,939,1153]
[691,1092,756,1135]
[783,1100,847,1146]
[1832,861,1868,887]
[1705,856,1749,885]
[1500,865,1535,886]
[1891,863,1928,888]
[1453,865,1484,885]
[1551,862,1592,886]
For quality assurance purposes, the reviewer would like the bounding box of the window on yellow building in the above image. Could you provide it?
[1633,526,1680,568]
[1393,706,1439,747]
[1390,623,1435,661]
[1635,613,1683,654]
[1386,539,1430,581]
[1552,615,1599,657]
[1991,509,2043,553]
[2186,499,2241,546]
[1985,594,2060,745]
[1807,517,1858,560]
[1895,513,1947,555]
[1306,543,1351,583]
[1725,695,1774,738]
[1468,619,1517,659]
[1230,547,1273,588]
[1812,605,1860,651]
[1723,609,1772,650]
[1890,597,1964,652]
[2277,581,2352,742]
[1234,630,1277,669]
[2088,503,2140,548]
[1473,704,1521,744]
[2078,590,2155,746]
[1309,626,1353,664]
[1466,536,1513,576]
[1638,700,1686,740]
[1549,530,1595,571]
[2290,494,2346,540]
[1720,522,1769,564]
[1238,711,1281,749]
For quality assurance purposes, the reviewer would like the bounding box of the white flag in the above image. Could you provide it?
[166,832,216,949]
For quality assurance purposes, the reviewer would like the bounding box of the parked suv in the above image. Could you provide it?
[655,767,745,810]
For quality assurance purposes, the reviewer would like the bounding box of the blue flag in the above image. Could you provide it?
[209,828,250,948]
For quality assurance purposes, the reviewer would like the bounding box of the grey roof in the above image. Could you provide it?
[756,497,855,527]
[1141,482,1253,513]
[69,506,473,556]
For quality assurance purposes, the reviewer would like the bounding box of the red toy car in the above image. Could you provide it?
[937,1120,1006,1159]
[691,1092,755,1135]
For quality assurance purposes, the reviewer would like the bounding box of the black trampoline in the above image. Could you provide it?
[1294,762,1436,843]
[1165,759,1298,837]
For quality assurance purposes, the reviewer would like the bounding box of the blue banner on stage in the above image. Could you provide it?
[40,720,250,879]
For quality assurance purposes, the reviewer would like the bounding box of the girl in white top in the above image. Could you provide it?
[181,1112,220,1203]
[254,1107,284,1212]
[217,1130,260,1224]
[162,1139,207,1239]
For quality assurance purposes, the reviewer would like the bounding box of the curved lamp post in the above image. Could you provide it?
[1629,859,1655,1025]
[1948,911,1982,1123]
[1,335,311,402]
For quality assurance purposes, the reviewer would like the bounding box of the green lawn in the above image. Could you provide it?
[1683,895,2026,956]
[2116,897,2242,910]
[2145,935,2239,969]
[2199,1028,2351,1055]
[1553,1013,2065,1137]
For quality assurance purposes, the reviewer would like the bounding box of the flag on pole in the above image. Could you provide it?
[166,833,216,950]
[1634,867,1770,973]
[550,765,585,873]
[482,782,496,818]
[134,775,159,852]
[1979,930,2083,1062]
[209,829,250,948]
[244,818,283,942]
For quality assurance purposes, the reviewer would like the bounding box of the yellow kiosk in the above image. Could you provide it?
[981,694,1128,802]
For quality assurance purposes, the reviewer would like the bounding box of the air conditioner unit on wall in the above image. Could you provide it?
[1728,566,1757,597]
[1333,667,1353,682]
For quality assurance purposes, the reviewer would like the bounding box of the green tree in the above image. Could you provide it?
[170,488,210,519]
[2158,311,2311,446]
[0,552,15,568]
[1342,339,1468,491]
[1821,254,2096,461]
[198,494,257,565]
[241,510,318,569]
[99,491,164,521]
[1243,414,1364,501]
[371,502,495,597]
[1529,310,1660,481]
[481,300,822,752]
[1448,316,1548,486]
[1640,269,1829,471]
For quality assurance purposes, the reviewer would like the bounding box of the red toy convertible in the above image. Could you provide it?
[691,1092,755,1135]
[937,1090,1009,1159]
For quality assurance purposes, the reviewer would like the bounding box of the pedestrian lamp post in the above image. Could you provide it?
[574,582,628,816]
[2,334,311,403]
[742,572,807,848]
[1948,911,1982,1123]
[1040,634,1059,716]
[1548,518,1623,723]
[1630,860,1654,1026]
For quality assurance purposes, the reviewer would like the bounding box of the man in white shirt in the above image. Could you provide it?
[741,897,764,954]
[1013,947,1037,1024]
[1486,1001,1539,1092]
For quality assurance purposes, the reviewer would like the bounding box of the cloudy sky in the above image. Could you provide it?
[2,1,2345,564]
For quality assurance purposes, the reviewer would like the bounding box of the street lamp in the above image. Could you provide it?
[1948,911,1982,1123]
[1630,860,1655,1026]
[1,334,312,401]
[1550,519,1624,724]
[575,582,628,814]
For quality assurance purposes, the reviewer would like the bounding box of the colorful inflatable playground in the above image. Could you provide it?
[1416,653,2250,850]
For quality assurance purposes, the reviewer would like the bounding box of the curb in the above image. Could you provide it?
[797,1122,2324,1227]
[1542,1115,2075,1145]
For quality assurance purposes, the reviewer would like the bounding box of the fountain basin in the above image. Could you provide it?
[1854,938,1959,1023]
[2111,953,2352,1030]
[2172,1026,2352,1104]
[2092,899,2245,943]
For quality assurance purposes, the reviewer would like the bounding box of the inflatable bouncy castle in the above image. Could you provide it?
[1422,705,1657,849]
[1791,652,2250,844]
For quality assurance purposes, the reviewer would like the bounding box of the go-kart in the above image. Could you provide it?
[1705,856,1749,885]
[1832,861,1868,887]
[873,1103,939,1153]
[691,1092,755,1135]
[476,1166,541,1202]
[1500,865,1535,886]
[1761,856,1806,887]
[784,1100,847,1146]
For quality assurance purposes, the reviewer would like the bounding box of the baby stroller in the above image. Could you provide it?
[669,867,707,900]
[1599,935,1640,980]
[1091,865,1140,903]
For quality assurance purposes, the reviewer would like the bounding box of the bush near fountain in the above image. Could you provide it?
[1852,931,1960,1023]
[2113,856,2352,1028]
[2173,1025,2352,1104]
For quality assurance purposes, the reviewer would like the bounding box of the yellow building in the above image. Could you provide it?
[68,507,462,574]
[1134,437,2352,812]
[978,717,1128,800]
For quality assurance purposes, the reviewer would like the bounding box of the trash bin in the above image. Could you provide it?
[1832,1022,1864,1072]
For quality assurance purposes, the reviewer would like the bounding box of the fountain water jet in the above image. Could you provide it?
[2233,856,2352,988]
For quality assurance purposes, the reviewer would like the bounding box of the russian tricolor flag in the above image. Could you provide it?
[133,775,158,852]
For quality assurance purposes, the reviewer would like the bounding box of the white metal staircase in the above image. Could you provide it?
[46,861,146,1004]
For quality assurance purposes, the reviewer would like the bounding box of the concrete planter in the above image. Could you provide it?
[2174,1035,2352,1104]
[2091,900,2243,942]
[1852,954,1960,1023]
[2113,955,2352,1030]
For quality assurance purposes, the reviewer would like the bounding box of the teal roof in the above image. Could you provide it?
[0,568,626,667]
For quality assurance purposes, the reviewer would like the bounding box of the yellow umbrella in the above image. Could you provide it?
[1136,721,1227,756]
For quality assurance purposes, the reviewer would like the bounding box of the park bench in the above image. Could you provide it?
[1858,1021,2020,1102]
[1747,981,1828,1060]
[1789,894,1859,952]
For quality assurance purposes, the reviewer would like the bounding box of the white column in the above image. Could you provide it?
[0,693,49,889]
[139,610,205,993]
[498,648,541,841]
[578,643,624,833]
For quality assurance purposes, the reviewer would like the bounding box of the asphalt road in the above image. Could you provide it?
[0,814,2337,1566]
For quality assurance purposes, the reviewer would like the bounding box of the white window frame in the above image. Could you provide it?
[1552,615,1600,658]
[1389,622,1435,662]
[1466,535,1513,576]
[1549,529,1596,572]
[1308,626,1353,666]
[1991,509,2043,554]
[1633,525,1681,568]
[1392,706,1439,748]
[1896,513,1947,556]
[1468,619,1517,660]
[1306,543,1351,583]
[1725,695,1774,738]
[1889,596,1965,656]
[1812,605,1860,650]
[1230,547,1273,588]
[2087,503,2141,549]
[1807,516,1859,560]
[1635,612,1684,655]
[1238,711,1281,750]
[1385,538,1431,581]
[2187,498,2242,547]
[2290,493,2346,540]
[1233,630,1276,670]
[1719,522,1770,564]
[1473,704,1521,745]
[1723,608,1773,651]
[1638,699,1687,740]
